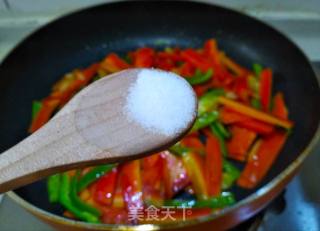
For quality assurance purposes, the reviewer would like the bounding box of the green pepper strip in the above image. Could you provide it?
[165,192,235,209]
[77,164,116,192]
[251,98,261,110]
[222,160,240,190]
[169,143,191,157]
[253,63,263,77]
[198,89,225,115]
[212,121,230,139]
[47,174,61,203]
[59,173,100,223]
[187,69,213,85]
[32,101,42,120]
[209,123,228,157]
[70,173,101,217]
[191,111,219,132]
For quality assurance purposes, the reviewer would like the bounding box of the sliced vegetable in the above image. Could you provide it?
[161,151,190,198]
[272,92,289,119]
[31,101,42,120]
[222,160,240,190]
[47,174,61,203]
[133,47,155,67]
[100,53,130,73]
[165,192,235,208]
[181,49,212,72]
[259,68,273,111]
[205,133,222,196]
[77,164,116,192]
[142,154,165,206]
[29,98,60,133]
[209,124,228,157]
[218,96,293,129]
[181,151,208,200]
[70,174,101,217]
[93,168,118,206]
[191,111,219,132]
[227,126,257,162]
[187,69,213,85]
[120,160,144,211]
[253,63,263,77]
[198,89,225,115]
[238,131,287,188]
[59,173,100,223]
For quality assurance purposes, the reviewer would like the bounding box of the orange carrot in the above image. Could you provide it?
[218,96,293,129]
[205,133,222,196]
[182,152,208,200]
[220,52,249,76]
[227,126,257,162]
[237,131,287,188]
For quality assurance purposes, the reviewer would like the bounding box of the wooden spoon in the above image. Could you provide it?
[0,68,197,193]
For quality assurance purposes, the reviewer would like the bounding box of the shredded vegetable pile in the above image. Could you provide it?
[30,39,293,224]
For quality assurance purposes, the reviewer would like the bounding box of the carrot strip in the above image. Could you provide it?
[100,53,130,72]
[205,133,222,196]
[219,52,249,76]
[227,126,257,162]
[182,152,208,200]
[218,96,293,129]
[237,131,287,188]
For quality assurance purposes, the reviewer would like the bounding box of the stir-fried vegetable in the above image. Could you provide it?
[29,39,293,224]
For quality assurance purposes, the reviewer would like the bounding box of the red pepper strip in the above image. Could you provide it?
[235,119,274,135]
[101,207,129,224]
[203,39,223,76]
[205,133,222,196]
[193,84,213,97]
[227,126,257,162]
[272,92,289,120]
[259,68,273,112]
[93,168,118,206]
[181,49,212,72]
[179,62,195,77]
[161,151,190,199]
[204,39,235,87]
[181,136,205,154]
[100,53,130,73]
[29,98,60,133]
[181,152,208,200]
[237,131,287,189]
[140,208,212,224]
[142,154,165,206]
[120,160,144,212]
[133,47,155,67]
[232,76,251,103]
[82,63,100,80]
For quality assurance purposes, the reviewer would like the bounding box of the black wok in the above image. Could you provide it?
[0,1,319,230]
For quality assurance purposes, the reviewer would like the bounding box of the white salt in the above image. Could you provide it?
[125,68,196,136]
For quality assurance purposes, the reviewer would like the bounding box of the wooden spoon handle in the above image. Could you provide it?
[0,111,103,193]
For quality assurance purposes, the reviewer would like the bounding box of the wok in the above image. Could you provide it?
[0,1,319,230]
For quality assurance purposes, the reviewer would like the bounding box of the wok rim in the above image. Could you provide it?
[4,0,320,229]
